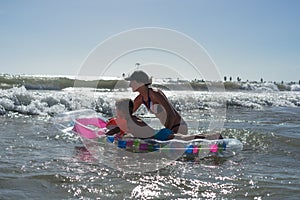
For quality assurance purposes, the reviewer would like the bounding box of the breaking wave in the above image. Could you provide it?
[0,86,299,116]
[1,74,299,91]
[0,86,113,116]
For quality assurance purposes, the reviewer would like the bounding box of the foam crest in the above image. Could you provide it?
[0,87,299,117]
[291,84,300,91]
[0,86,113,116]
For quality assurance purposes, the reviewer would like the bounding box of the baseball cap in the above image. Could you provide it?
[125,70,151,85]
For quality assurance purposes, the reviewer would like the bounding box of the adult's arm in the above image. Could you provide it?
[133,95,143,113]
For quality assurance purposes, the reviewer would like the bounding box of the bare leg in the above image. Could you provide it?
[173,133,197,141]
[195,133,223,140]
[173,133,223,141]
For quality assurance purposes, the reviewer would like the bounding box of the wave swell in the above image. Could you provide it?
[0,86,112,116]
[0,86,300,117]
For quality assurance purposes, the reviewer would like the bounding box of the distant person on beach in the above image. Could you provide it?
[106,98,222,140]
[125,70,188,135]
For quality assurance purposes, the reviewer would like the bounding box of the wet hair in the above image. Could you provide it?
[115,98,134,115]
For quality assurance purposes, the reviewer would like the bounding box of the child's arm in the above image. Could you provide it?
[105,127,121,135]
[126,116,155,138]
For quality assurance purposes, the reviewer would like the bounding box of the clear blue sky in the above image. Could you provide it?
[0,0,299,82]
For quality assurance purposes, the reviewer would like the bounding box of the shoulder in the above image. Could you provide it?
[149,88,168,100]
[107,118,117,126]
[133,94,142,103]
[149,87,164,96]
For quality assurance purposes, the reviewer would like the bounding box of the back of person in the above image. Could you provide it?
[144,88,187,134]
[125,70,188,135]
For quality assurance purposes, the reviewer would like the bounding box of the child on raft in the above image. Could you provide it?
[106,98,223,140]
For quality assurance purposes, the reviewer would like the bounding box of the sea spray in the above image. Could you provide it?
[0,86,113,116]
[1,74,299,92]
[1,86,300,117]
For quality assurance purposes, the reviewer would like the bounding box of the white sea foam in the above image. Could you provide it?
[0,86,113,116]
[1,74,298,91]
[291,84,300,91]
[241,82,279,92]
[0,86,299,116]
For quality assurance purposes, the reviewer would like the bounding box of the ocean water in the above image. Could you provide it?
[0,86,299,199]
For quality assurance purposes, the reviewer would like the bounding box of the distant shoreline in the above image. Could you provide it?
[0,74,299,91]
